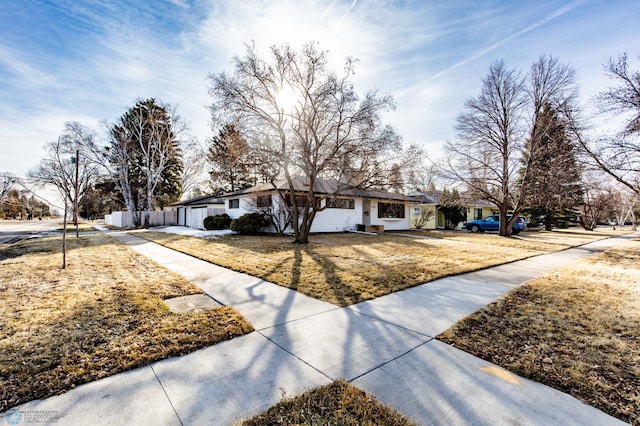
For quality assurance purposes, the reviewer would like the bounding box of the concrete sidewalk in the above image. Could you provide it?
[7,230,636,425]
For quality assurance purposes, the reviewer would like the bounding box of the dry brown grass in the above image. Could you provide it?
[138,231,608,307]
[438,239,640,424]
[239,379,416,426]
[0,234,253,412]
[411,227,626,248]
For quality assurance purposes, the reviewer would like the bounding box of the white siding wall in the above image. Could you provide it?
[225,196,253,219]
[219,195,410,232]
[307,198,362,232]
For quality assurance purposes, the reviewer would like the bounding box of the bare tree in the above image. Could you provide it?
[443,56,580,236]
[120,100,182,226]
[247,191,292,235]
[180,138,207,200]
[609,187,639,229]
[0,173,17,203]
[580,179,616,230]
[443,60,527,235]
[576,53,640,195]
[90,99,184,227]
[412,208,434,229]
[209,43,406,243]
[29,128,99,231]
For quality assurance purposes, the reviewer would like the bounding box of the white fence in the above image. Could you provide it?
[184,207,226,229]
[105,210,177,228]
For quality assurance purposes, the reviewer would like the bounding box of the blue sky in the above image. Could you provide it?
[1,0,639,186]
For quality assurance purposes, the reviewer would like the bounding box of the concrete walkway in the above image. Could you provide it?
[7,230,637,425]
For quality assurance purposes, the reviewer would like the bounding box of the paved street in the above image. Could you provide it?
[0,219,62,244]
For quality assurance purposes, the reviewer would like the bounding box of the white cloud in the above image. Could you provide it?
[2,0,640,185]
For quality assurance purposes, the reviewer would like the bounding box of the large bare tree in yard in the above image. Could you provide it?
[114,99,183,226]
[209,43,409,243]
[86,99,183,227]
[443,56,580,236]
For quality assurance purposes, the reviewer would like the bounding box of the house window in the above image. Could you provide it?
[327,198,355,209]
[474,208,483,220]
[378,202,405,219]
[256,194,272,208]
[229,199,240,209]
[285,194,320,208]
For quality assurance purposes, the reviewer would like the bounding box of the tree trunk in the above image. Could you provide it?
[294,208,316,244]
[122,187,139,228]
[544,214,553,231]
[498,206,511,236]
[144,185,153,227]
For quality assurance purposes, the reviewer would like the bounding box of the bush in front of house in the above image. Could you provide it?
[230,213,270,235]
[203,214,232,230]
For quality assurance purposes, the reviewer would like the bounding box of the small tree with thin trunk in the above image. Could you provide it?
[29,127,99,231]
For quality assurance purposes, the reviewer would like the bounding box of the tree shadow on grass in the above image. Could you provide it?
[0,281,252,412]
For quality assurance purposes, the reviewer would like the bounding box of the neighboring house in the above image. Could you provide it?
[167,194,225,230]
[220,177,412,233]
[409,191,498,230]
[464,200,498,224]
[409,192,438,229]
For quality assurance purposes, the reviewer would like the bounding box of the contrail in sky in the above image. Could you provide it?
[427,0,584,81]
[333,0,359,32]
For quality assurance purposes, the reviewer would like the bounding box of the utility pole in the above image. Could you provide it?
[62,203,67,269]
[72,149,80,237]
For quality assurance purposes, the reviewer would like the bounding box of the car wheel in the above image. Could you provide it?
[470,225,480,233]
[512,230,520,235]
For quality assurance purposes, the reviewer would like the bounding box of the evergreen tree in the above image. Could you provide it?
[522,103,583,230]
[207,124,255,193]
[439,188,466,229]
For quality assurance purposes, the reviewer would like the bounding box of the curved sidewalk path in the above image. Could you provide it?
[9,231,637,425]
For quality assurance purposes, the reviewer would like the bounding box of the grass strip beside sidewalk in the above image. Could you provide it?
[438,239,640,424]
[139,230,604,307]
[239,379,416,426]
[0,234,253,412]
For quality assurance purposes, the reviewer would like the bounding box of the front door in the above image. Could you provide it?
[362,199,371,226]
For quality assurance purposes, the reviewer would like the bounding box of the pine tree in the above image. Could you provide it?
[439,188,466,229]
[523,103,583,230]
[207,124,255,193]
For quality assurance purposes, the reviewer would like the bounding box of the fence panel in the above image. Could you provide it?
[104,210,176,228]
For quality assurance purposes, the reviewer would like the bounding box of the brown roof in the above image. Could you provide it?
[221,177,412,201]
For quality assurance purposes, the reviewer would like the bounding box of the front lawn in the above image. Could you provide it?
[139,230,609,306]
[438,239,640,424]
[0,234,253,412]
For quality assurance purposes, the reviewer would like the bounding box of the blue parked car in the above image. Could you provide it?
[465,214,527,235]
